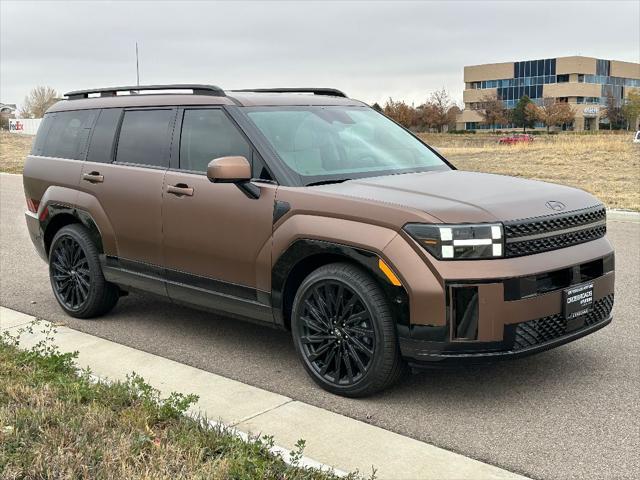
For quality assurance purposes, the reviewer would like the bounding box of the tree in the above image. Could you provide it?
[602,93,624,130]
[371,102,383,112]
[531,97,576,133]
[424,88,454,133]
[478,95,508,132]
[511,95,536,132]
[621,89,640,130]
[446,105,461,132]
[19,86,59,118]
[383,98,416,128]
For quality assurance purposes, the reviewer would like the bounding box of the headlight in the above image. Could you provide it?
[404,223,503,260]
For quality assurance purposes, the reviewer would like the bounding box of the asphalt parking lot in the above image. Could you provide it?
[1,172,639,480]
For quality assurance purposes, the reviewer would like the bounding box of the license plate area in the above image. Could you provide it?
[563,281,594,327]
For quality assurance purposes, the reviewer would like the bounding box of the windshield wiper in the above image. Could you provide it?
[306,179,352,187]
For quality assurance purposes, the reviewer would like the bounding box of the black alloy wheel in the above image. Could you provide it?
[298,280,376,386]
[291,263,406,397]
[50,235,91,311]
[49,224,119,318]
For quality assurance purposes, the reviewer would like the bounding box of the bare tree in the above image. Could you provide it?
[478,95,508,132]
[19,86,59,118]
[531,98,576,133]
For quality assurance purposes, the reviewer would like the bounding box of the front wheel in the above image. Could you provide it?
[49,224,119,318]
[291,263,406,397]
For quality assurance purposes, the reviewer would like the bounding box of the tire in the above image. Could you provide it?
[291,262,406,397]
[48,224,119,318]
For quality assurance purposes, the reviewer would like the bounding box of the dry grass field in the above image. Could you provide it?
[0,132,33,174]
[1,131,638,210]
[421,133,640,211]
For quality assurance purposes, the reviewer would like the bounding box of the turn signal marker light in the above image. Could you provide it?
[378,259,402,286]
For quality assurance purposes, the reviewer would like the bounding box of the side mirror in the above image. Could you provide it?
[206,156,260,199]
[207,156,251,183]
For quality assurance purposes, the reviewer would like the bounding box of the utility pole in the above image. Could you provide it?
[136,42,140,87]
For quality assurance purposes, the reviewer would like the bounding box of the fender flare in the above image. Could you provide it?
[271,238,409,329]
[39,186,116,256]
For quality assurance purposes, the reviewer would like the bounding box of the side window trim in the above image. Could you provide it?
[113,107,177,169]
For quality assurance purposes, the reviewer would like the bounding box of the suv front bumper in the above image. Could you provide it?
[382,233,615,365]
[400,295,613,366]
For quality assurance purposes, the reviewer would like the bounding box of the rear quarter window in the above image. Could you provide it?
[31,115,54,156]
[39,110,97,160]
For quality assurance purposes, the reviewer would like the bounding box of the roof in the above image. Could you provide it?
[47,85,365,113]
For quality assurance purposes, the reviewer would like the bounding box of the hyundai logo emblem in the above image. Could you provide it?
[545,201,566,212]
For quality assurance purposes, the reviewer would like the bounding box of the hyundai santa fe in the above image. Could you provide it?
[23,84,614,397]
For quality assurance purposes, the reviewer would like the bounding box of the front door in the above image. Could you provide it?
[162,108,276,321]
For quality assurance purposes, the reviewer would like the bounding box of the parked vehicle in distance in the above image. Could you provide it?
[633,130,640,143]
[498,133,534,144]
[23,85,614,397]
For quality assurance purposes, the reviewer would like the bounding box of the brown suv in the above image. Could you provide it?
[23,85,614,397]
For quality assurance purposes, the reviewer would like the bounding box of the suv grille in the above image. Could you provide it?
[512,294,613,351]
[504,205,606,257]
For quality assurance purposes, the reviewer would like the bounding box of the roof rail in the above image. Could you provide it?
[232,88,348,98]
[64,84,226,100]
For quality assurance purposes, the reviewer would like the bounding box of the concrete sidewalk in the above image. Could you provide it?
[1,306,528,480]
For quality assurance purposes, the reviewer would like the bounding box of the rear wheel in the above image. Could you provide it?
[49,224,119,318]
[291,263,405,397]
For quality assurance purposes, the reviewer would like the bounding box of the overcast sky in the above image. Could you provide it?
[2,0,639,109]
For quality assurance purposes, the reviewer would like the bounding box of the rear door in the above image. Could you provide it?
[162,107,276,321]
[79,107,176,294]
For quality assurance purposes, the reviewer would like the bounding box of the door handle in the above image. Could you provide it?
[167,184,194,197]
[82,172,104,183]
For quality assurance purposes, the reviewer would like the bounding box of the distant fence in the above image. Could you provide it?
[9,118,42,135]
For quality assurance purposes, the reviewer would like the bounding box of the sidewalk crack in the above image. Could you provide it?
[231,398,293,427]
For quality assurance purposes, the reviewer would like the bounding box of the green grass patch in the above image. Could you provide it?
[0,323,368,479]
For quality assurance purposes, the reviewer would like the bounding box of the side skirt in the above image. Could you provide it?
[101,256,274,325]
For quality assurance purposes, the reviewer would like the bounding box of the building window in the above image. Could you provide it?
[596,59,611,76]
[557,74,569,83]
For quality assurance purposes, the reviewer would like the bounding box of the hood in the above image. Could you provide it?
[310,170,602,223]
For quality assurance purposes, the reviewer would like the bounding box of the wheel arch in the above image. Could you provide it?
[272,239,409,331]
[42,205,104,257]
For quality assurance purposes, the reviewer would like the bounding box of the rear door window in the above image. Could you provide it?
[40,110,97,160]
[179,109,252,172]
[115,109,174,168]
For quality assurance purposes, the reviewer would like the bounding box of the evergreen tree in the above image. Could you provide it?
[511,95,536,132]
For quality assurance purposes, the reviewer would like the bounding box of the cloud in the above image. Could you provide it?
[1,0,638,108]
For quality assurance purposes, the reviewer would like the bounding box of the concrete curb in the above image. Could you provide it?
[1,306,528,480]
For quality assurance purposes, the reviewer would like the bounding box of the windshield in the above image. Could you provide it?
[243,106,449,185]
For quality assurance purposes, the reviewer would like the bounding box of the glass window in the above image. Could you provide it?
[31,114,54,156]
[179,109,252,172]
[245,106,447,182]
[41,109,97,160]
[115,109,173,167]
[87,108,122,163]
